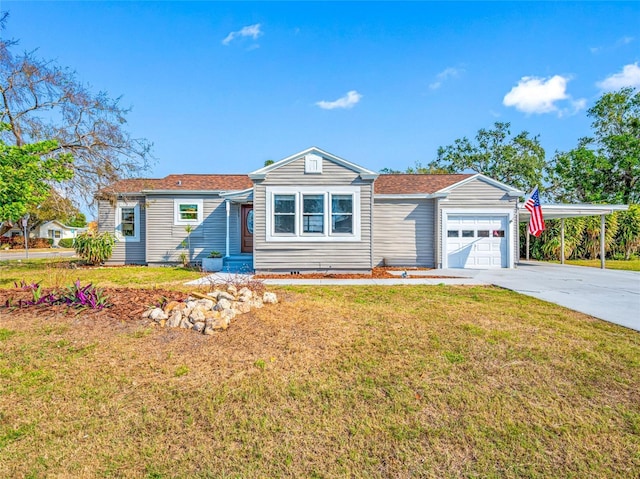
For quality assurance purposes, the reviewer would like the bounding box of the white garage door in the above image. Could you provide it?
[445,215,508,268]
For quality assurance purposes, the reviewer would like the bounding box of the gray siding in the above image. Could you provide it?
[437,177,518,268]
[98,197,146,264]
[373,198,435,267]
[253,157,373,273]
[144,194,235,264]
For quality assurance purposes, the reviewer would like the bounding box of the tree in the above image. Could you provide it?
[426,122,546,191]
[380,161,449,174]
[26,188,87,228]
[549,87,640,203]
[0,125,74,222]
[0,21,153,211]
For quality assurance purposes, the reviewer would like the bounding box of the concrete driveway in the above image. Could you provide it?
[447,261,640,332]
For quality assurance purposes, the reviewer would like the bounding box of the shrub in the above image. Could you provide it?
[58,238,74,248]
[74,231,115,265]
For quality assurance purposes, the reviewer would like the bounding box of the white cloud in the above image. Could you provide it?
[503,75,577,115]
[222,24,263,46]
[429,67,463,90]
[315,90,362,110]
[591,36,634,55]
[596,63,640,90]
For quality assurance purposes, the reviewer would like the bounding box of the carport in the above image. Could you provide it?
[518,203,629,269]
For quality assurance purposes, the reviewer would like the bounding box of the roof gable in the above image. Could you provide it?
[248,147,378,180]
[436,173,524,196]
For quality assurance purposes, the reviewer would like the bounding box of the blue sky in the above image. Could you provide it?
[2,1,640,180]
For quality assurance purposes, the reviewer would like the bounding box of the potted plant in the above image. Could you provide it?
[202,250,223,272]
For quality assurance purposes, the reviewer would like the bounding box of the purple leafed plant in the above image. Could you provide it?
[5,279,111,310]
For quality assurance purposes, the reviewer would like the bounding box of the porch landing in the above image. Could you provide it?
[223,254,254,274]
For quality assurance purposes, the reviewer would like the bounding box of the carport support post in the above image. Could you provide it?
[600,214,606,269]
[560,218,565,265]
[525,225,530,260]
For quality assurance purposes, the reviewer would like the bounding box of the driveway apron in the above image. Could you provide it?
[465,261,640,332]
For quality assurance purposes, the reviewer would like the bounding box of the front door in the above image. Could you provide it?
[241,205,254,253]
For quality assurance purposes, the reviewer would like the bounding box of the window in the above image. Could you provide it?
[303,194,324,233]
[179,204,198,221]
[48,230,62,239]
[274,195,296,234]
[266,186,361,242]
[493,230,505,238]
[121,208,136,237]
[477,230,490,237]
[174,199,203,225]
[462,230,475,238]
[115,202,140,242]
[447,230,459,238]
[331,195,353,234]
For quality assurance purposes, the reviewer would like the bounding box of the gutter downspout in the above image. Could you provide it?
[225,199,230,258]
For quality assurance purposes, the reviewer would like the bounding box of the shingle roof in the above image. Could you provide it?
[98,174,253,194]
[99,173,473,196]
[375,174,473,194]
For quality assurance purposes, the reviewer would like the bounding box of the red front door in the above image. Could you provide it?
[241,205,253,253]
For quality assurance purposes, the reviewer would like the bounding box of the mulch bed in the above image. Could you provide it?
[0,287,185,322]
[255,266,456,280]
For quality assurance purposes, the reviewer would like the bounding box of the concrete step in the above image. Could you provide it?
[222,256,254,274]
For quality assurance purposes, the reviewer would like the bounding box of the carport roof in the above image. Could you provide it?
[518,203,628,221]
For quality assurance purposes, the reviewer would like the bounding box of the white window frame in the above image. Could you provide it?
[115,201,140,242]
[174,199,203,226]
[265,186,361,242]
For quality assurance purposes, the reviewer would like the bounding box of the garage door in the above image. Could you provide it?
[445,215,508,268]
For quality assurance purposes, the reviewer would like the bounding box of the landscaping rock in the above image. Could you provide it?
[263,292,278,304]
[143,285,277,335]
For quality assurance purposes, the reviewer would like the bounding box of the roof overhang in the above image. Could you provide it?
[518,203,629,221]
[221,188,254,203]
[374,193,449,200]
[141,190,226,195]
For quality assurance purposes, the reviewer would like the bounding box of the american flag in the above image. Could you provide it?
[524,186,545,237]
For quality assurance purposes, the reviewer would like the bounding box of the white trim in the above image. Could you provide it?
[441,208,515,269]
[115,201,140,243]
[374,193,448,200]
[304,153,323,174]
[265,186,361,242]
[173,198,204,226]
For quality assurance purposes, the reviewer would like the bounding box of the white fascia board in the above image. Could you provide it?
[375,193,443,200]
[248,146,378,180]
[220,187,254,199]
[141,190,225,195]
[437,173,524,196]
[518,203,629,219]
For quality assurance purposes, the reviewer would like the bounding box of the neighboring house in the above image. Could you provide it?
[38,220,88,246]
[97,147,523,272]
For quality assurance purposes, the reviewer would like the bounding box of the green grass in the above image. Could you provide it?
[563,258,640,271]
[1,285,638,478]
[0,258,203,289]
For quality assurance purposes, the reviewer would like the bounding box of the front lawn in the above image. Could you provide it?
[564,258,640,271]
[1,283,638,478]
[0,258,203,290]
